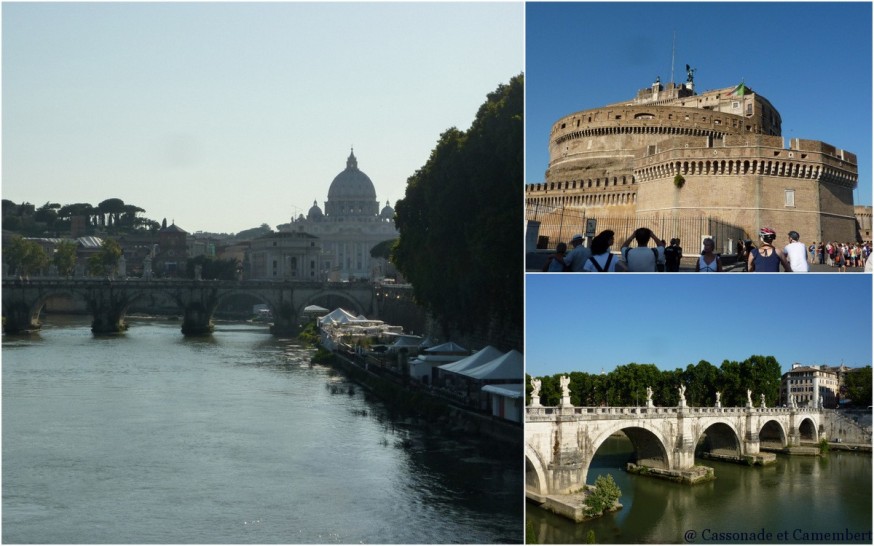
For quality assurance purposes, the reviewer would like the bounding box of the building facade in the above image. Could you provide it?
[248,231,322,280]
[526,77,859,246]
[780,364,840,408]
[278,150,398,280]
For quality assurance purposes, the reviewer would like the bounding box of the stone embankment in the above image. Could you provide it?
[324,347,521,447]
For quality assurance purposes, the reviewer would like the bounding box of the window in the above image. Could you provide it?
[732,101,739,109]
[785,189,795,208]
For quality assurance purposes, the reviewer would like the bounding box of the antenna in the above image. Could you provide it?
[670,31,676,84]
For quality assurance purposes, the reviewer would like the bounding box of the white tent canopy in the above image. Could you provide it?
[424,342,468,355]
[482,383,523,398]
[438,346,503,374]
[319,308,358,326]
[303,304,329,314]
[457,349,523,381]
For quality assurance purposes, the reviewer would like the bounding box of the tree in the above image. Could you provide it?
[844,366,872,407]
[53,240,79,277]
[98,198,126,229]
[87,239,122,277]
[370,238,398,260]
[583,474,621,518]
[393,74,522,342]
[34,202,61,231]
[184,255,240,280]
[6,236,49,276]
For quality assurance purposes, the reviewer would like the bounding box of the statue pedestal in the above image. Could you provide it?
[715,402,721,409]
[530,399,542,408]
[646,401,654,409]
[559,396,572,407]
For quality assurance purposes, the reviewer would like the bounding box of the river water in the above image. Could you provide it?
[527,435,872,544]
[2,316,522,543]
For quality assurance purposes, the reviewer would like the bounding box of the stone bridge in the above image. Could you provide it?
[1,278,378,336]
[526,403,823,499]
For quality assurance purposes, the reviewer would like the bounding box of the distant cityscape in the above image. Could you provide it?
[2,150,400,283]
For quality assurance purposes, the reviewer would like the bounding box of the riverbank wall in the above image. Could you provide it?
[326,349,522,447]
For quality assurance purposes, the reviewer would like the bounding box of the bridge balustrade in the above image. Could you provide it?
[527,405,818,421]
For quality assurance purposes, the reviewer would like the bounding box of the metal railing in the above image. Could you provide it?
[526,204,748,255]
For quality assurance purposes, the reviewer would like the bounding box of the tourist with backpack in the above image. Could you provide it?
[583,230,619,272]
[618,227,665,272]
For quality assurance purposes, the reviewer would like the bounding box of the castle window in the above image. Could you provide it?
[785,189,796,208]
[732,101,740,109]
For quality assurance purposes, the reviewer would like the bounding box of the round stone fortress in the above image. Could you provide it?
[526,78,859,245]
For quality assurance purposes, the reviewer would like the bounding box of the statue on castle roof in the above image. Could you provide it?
[685,64,696,83]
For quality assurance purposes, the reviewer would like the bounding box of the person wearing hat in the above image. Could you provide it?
[784,230,809,272]
[563,233,592,272]
[748,227,791,272]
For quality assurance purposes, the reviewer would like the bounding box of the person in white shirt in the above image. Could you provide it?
[618,227,665,272]
[783,231,809,272]
[583,230,619,272]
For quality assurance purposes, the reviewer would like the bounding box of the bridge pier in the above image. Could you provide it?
[180,304,215,336]
[2,300,40,334]
[85,282,132,334]
[549,416,587,494]
[270,300,299,337]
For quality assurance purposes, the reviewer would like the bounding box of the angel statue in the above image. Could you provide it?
[559,375,571,399]
[686,64,696,83]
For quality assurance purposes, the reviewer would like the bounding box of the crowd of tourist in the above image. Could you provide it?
[541,227,872,273]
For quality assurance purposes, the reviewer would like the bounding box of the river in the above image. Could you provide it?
[2,316,523,543]
[527,434,872,544]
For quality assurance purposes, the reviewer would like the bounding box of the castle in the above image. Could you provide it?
[525,75,859,248]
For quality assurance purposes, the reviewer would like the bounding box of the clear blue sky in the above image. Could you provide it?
[526,274,872,377]
[525,1,873,206]
[2,2,523,234]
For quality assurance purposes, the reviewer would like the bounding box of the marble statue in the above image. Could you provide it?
[531,377,541,399]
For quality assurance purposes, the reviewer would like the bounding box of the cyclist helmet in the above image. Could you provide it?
[759,227,777,243]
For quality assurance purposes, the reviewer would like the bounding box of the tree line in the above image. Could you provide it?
[527,356,786,408]
[2,198,159,236]
[392,74,523,343]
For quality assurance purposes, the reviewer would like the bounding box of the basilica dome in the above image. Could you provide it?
[328,150,377,202]
[380,200,395,221]
[307,200,324,221]
[325,149,379,217]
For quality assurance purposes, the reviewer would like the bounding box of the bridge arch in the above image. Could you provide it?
[586,422,672,484]
[798,417,818,442]
[759,419,788,448]
[296,288,370,319]
[525,444,549,498]
[3,287,85,329]
[695,419,743,456]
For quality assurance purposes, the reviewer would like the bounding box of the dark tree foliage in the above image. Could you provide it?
[843,366,872,407]
[393,74,523,339]
[370,238,398,260]
[530,355,784,407]
[184,255,240,280]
